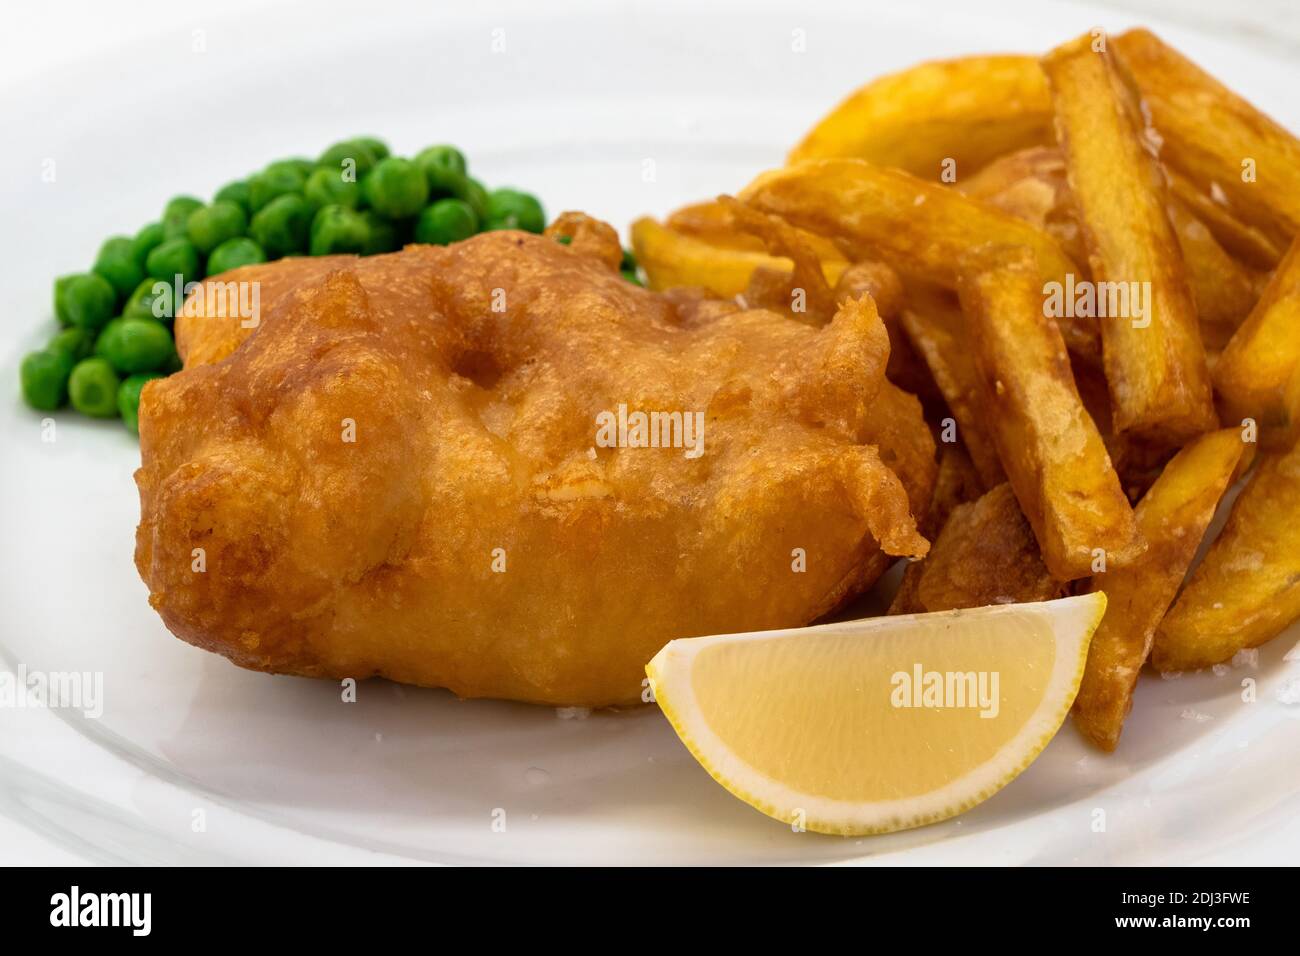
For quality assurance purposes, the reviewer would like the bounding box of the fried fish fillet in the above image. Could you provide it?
[135,228,929,706]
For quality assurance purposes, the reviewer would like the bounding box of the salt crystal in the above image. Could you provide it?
[1232,648,1259,669]
[1179,708,1213,722]
[556,706,591,720]
[1277,678,1300,705]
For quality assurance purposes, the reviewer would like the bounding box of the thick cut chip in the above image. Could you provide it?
[958,255,1144,580]
[955,145,1087,264]
[959,146,1256,338]
[1115,28,1300,241]
[1164,197,1259,345]
[898,284,1005,489]
[630,216,845,299]
[1165,170,1286,271]
[1073,429,1245,751]
[1153,440,1300,672]
[788,55,1053,177]
[665,199,849,265]
[740,158,1099,360]
[1042,34,1216,444]
[1213,237,1300,440]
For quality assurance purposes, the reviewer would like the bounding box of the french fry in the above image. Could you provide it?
[1114,28,1300,240]
[1213,236,1300,439]
[889,483,1066,615]
[720,196,838,321]
[959,146,1256,335]
[897,284,1005,488]
[1042,34,1216,444]
[955,145,1087,264]
[630,217,845,298]
[1153,440,1300,671]
[666,199,849,265]
[958,254,1144,580]
[1165,197,1259,342]
[1073,428,1245,751]
[788,55,1053,177]
[1166,170,1285,271]
[741,158,1100,360]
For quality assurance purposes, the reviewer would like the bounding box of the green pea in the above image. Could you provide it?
[414,198,478,245]
[248,166,306,213]
[621,269,643,286]
[317,139,378,179]
[554,234,573,246]
[93,236,145,298]
[304,167,362,211]
[207,237,267,276]
[54,274,77,326]
[164,349,183,374]
[68,357,121,418]
[363,157,429,218]
[124,278,177,321]
[310,205,370,256]
[146,238,200,286]
[117,373,164,434]
[360,211,399,255]
[459,177,490,221]
[97,317,174,374]
[354,136,390,161]
[49,326,95,363]
[621,247,638,272]
[95,316,125,357]
[164,195,203,222]
[266,157,314,178]
[415,146,470,198]
[162,196,204,240]
[20,349,74,411]
[250,194,311,257]
[411,168,489,218]
[485,188,545,233]
[214,179,252,213]
[186,201,248,255]
[131,222,166,269]
[61,273,117,332]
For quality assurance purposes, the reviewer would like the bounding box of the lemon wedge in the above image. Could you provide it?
[646,593,1106,835]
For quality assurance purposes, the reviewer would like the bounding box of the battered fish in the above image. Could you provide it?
[135,226,929,706]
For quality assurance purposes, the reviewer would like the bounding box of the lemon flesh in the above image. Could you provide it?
[646,593,1106,836]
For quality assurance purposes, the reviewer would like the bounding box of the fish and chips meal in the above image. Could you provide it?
[23,28,1300,835]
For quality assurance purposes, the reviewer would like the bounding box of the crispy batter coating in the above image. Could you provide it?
[889,483,1066,615]
[137,229,928,706]
[1074,429,1244,751]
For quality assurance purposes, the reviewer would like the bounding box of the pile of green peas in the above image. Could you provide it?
[20,136,631,434]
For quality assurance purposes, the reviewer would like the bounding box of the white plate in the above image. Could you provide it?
[2,0,1299,866]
